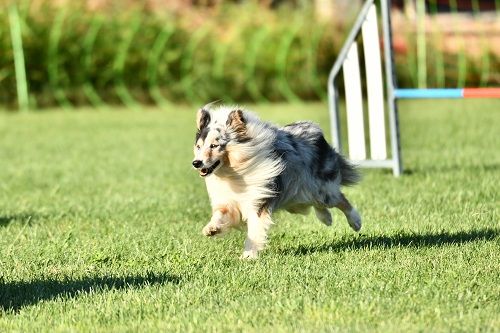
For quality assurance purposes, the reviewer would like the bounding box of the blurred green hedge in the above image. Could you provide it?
[0,1,498,109]
[0,2,345,108]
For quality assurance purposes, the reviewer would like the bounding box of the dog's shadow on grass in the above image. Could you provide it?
[1,272,181,312]
[278,228,499,256]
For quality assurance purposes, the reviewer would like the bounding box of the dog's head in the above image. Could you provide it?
[192,105,247,177]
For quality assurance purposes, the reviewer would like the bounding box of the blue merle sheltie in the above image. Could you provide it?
[192,104,361,259]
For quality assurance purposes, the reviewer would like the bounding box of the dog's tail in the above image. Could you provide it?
[338,155,361,186]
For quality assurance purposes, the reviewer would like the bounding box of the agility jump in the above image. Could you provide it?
[327,0,500,177]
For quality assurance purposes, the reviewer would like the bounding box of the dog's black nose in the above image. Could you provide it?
[192,160,203,168]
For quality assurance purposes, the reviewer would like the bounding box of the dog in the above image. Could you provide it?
[192,104,361,259]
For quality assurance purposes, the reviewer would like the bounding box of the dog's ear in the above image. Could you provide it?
[226,109,246,130]
[196,108,211,131]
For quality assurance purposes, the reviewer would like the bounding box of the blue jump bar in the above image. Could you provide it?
[394,89,463,99]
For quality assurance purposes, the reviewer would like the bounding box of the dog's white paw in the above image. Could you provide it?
[240,250,258,260]
[347,209,362,232]
[202,223,221,237]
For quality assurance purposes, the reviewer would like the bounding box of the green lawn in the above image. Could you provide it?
[0,101,499,332]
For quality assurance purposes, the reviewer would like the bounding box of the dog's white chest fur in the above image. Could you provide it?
[205,175,257,222]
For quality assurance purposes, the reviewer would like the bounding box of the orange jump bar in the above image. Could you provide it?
[463,88,500,98]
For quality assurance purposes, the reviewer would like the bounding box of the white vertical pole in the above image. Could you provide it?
[362,4,387,160]
[342,43,366,160]
[328,82,342,152]
[381,0,403,176]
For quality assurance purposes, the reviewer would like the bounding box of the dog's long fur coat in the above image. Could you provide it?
[192,105,361,259]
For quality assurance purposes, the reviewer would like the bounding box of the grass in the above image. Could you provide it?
[0,100,499,332]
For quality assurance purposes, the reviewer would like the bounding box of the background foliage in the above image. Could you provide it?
[0,0,499,109]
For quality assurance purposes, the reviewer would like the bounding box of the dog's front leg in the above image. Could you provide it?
[241,209,272,259]
[202,202,241,236]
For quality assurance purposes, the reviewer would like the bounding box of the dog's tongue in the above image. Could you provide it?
[200,168,209,176]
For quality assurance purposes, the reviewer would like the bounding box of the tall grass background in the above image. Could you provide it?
[0,0,499,109]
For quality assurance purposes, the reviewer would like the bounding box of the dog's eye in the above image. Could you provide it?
[210,144,219,149]
[196,145,200,150]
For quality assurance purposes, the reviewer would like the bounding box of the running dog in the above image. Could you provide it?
[192,104,361,259]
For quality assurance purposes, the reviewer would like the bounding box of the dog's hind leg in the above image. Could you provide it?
[335,193,361,232]
[314,207,332,226]
[286,204,311,215]
[241,209,272,260]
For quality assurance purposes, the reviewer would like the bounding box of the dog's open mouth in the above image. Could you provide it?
[199,160,220,177]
